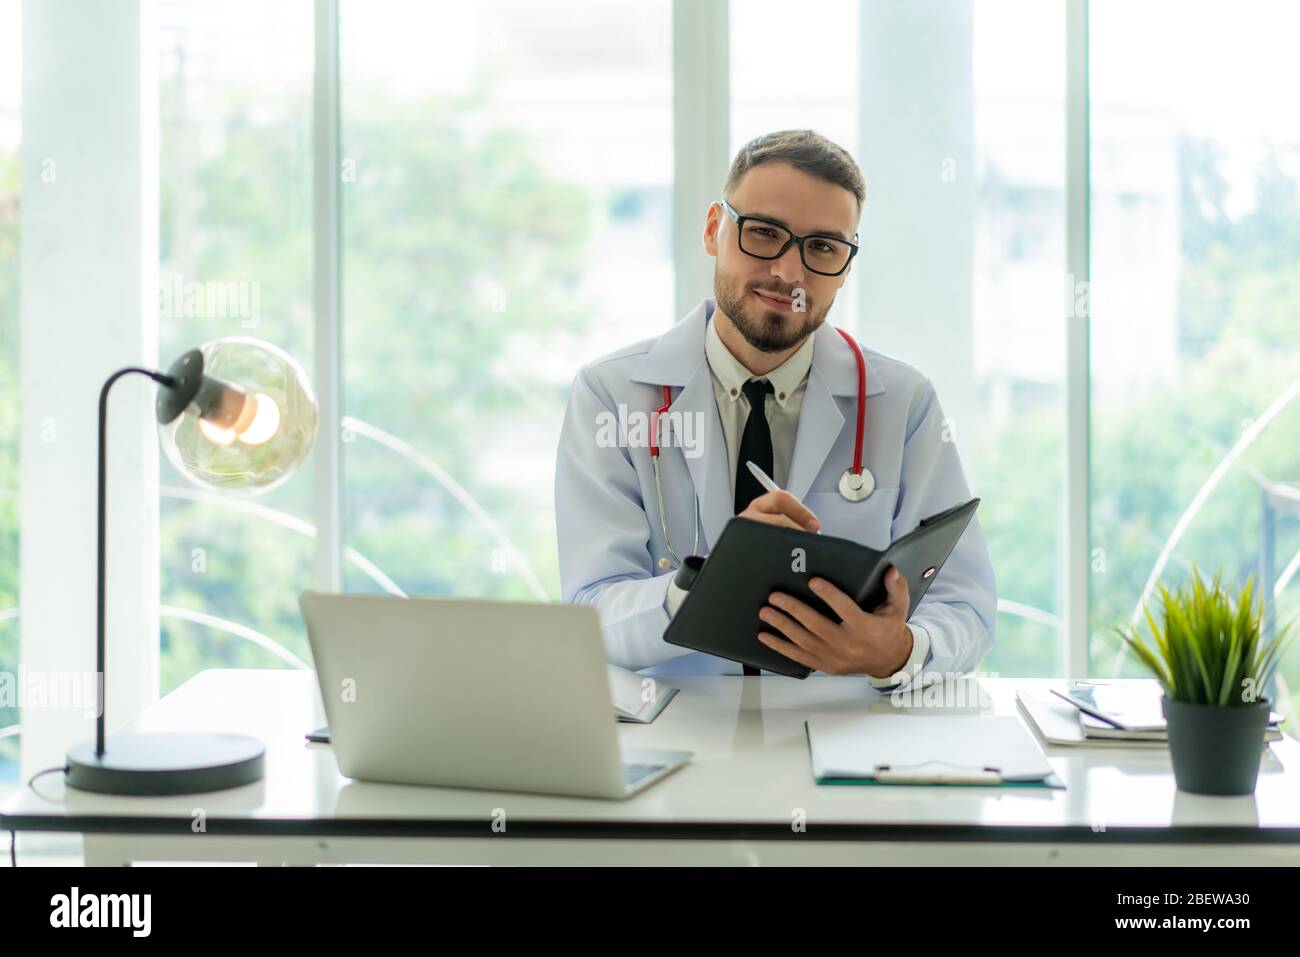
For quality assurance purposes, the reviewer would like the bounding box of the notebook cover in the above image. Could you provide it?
[663,498,980,678]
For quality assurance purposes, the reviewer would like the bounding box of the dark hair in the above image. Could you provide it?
[723,129,865,212]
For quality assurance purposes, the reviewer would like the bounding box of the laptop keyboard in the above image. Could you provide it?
[623,762,667,786]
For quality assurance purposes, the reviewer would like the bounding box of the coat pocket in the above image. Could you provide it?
[804,487,900,553]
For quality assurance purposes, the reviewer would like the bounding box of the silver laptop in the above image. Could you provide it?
[299,592,691,799]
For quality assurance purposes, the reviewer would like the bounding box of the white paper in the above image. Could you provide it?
[606,664,652,720]
[807,713,1053,782]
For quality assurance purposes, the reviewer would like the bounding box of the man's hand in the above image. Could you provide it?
[738,490,821,533]
[757,566,912,678]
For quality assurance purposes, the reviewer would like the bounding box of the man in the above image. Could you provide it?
[555,129,996,688]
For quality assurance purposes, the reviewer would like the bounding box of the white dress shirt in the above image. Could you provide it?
[664,315,932,687]
[703,312,813,491]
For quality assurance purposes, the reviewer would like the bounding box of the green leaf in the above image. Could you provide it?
[1111,567,1290,707]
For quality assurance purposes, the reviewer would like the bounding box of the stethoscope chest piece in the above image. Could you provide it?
[838,466,875,502]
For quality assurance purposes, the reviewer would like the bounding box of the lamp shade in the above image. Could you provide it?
[158,336,318,495]
[65,338,317,797]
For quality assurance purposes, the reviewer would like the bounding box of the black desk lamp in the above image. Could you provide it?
[64,337,317,795]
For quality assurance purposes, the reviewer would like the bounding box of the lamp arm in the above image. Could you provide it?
[96,367,175,757]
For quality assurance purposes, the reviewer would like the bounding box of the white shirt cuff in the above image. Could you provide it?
[866,622,931,688]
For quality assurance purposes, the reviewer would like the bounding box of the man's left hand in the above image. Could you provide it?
[757,566,912,678]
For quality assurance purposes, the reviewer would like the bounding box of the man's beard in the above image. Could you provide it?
[713,270,832,354]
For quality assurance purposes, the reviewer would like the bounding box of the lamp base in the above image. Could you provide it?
[66,732,265,795]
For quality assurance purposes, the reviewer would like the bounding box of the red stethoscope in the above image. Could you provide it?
[649,325,876,567]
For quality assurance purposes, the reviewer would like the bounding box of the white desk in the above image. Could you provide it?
[3,670,1298,866]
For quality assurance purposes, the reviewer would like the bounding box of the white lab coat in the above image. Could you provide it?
[555,298,997,679]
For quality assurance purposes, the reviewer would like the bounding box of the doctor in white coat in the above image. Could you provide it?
[555,129,996,688]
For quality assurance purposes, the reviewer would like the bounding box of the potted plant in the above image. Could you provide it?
[1112,568,1294,795]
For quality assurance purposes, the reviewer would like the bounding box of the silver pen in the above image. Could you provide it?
[745,460,821,533]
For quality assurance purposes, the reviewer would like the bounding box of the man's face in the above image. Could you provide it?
[704,161,859,353]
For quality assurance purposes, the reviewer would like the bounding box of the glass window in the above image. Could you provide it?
[732,0,1066,676]
[972,0,1066,676]
[339,0,674,601]
[137,0,1299,704]
[1089,0,1300,731]
[731,0,859,151]
[158,0,316,693]
[730,0,864,388]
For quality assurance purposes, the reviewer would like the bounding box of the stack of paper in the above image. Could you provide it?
[1017,681,1285,748]
[607,664,678,723]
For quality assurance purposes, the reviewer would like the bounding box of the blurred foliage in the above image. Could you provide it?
[1089,134,1300,727]
[976,132,1300,734]
[158,64,316,693]
[155,74,590,693]
[337,86,589,608]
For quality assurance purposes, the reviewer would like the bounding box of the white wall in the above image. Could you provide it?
[672,0,729,322]
[19,0,159,774]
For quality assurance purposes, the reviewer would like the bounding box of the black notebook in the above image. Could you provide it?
[663,497,980,678]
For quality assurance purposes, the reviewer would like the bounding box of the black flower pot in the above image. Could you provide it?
[1161,696,1271,795]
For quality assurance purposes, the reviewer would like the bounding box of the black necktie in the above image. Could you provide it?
[735,378,774,677]
[734,379,775,514]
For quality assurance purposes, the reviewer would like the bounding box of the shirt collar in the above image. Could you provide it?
[704,313,815,409]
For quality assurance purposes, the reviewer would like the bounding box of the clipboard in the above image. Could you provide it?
[805,714,1065,789]
[664,497,980,677]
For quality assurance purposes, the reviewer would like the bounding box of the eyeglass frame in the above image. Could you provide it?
[718,198,860,277]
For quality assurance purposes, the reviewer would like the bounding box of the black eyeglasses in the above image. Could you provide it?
[719,198,859,277]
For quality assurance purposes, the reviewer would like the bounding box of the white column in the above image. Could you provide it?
[672,0,730,323]
[313,0,341,592]
[1064,0,1091,678]
[20,0,159,775]
[856,0,976,463]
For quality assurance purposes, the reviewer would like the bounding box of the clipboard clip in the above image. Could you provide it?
[873,761,1003,785]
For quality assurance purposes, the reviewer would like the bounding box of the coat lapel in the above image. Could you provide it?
[673,361,733,551]
[632,299,731,552]
[631,302,889,550]
[785,322,887,502]
[785,366,845,503]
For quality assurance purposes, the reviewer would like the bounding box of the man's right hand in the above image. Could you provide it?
[738,490,821,533]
